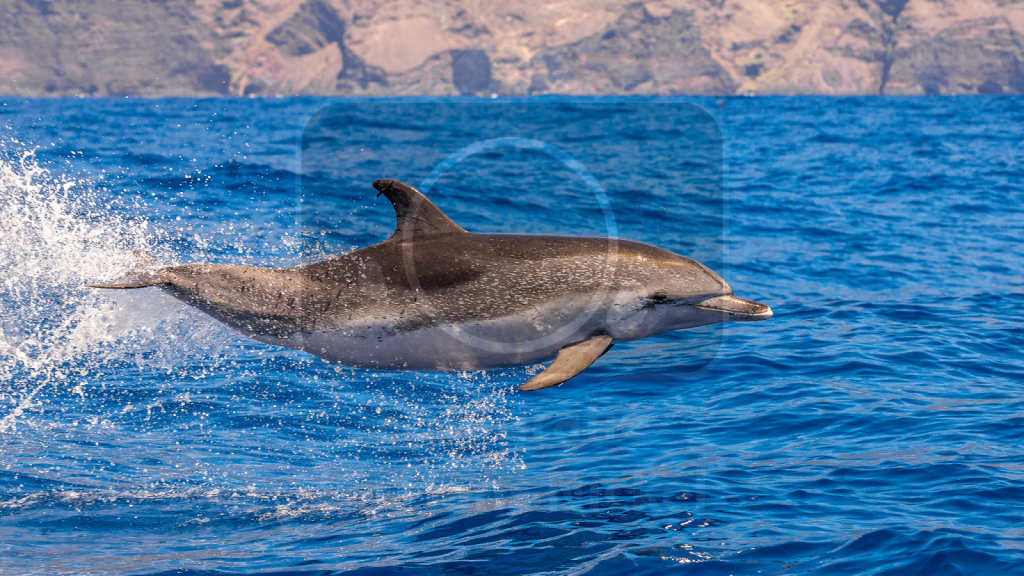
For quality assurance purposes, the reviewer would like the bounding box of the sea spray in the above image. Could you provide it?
[0,147,183,431]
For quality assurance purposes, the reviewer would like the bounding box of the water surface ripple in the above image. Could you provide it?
[0,97,1022,575]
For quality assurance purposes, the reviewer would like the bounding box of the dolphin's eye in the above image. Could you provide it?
[641,293,670,309]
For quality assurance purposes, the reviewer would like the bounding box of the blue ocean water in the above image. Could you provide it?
[0,96,1022,575]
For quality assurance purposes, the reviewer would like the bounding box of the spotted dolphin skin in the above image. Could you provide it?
[92,179,772,390]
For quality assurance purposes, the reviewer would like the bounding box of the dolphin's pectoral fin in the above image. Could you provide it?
[372,179,467,242]
[520,334,614,391]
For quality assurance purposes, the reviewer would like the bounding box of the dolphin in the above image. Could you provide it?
[91,179,771,390]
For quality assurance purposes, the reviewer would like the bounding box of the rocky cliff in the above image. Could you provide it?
[1,0,1022,96]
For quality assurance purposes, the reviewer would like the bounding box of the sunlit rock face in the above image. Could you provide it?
[1,0,1022,96]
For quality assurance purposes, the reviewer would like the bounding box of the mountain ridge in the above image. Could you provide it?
[1,0,1022,96]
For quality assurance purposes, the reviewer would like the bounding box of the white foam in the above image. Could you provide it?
[0,147,175,431]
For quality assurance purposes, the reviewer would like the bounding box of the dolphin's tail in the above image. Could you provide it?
[88,250,166,289]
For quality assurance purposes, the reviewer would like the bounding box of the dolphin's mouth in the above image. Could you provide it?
[696,294,773,321]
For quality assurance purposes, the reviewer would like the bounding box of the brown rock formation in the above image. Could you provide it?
[0,0,230,96]
[1,0,1022,96]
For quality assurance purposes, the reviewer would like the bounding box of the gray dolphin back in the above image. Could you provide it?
[373,179,466,241]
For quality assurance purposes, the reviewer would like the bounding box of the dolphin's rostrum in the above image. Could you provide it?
[92,179,772,390]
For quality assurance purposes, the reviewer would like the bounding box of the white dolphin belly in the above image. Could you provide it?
[251,288,717,370]
[279,297,615,370]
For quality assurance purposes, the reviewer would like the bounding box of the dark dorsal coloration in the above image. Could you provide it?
[373,179,466,242]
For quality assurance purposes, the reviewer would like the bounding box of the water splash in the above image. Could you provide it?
[0,147,163,431]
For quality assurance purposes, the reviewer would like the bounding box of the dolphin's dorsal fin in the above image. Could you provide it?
[373,179,466,242]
